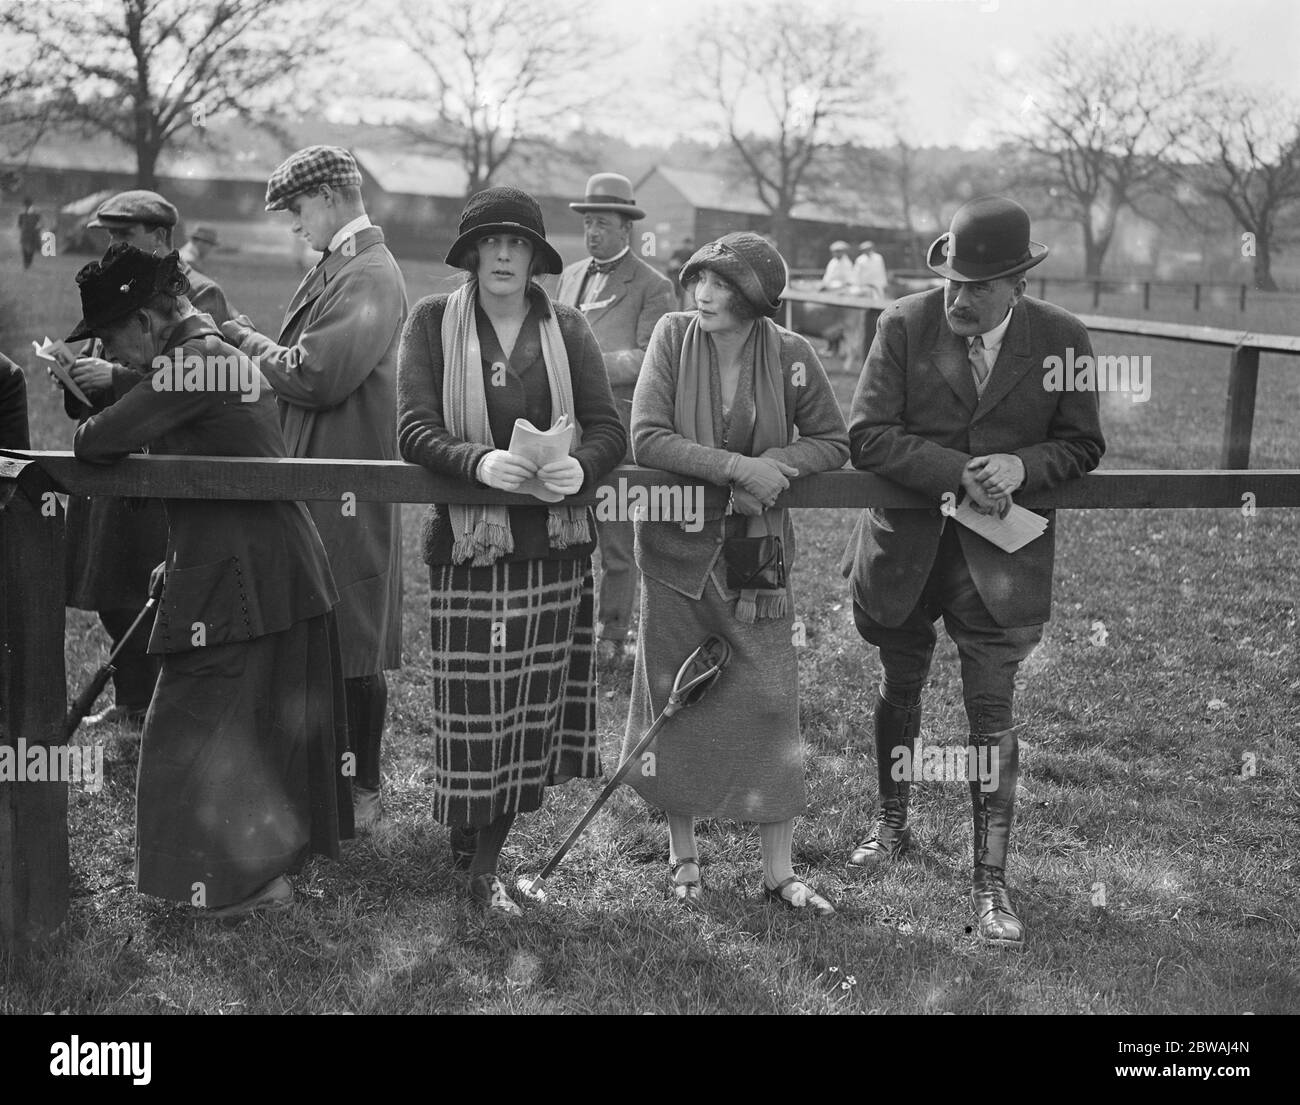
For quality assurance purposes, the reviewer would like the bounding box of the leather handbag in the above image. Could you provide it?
[723,534,786,591]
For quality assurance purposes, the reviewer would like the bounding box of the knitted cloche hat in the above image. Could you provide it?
[679,232,788,318]
[444,185,564,274]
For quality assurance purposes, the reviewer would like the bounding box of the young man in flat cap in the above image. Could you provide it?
[842,196,1105,949]
[179,224,218,273]
[56,189,236,728]
[555,172,674,668]
[221,145,407,829]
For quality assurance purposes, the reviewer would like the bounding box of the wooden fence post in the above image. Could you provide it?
[0,463,69,949]
[1193,283,1202,311]
[1220,345,1261,469]
[1143,282,1151,311]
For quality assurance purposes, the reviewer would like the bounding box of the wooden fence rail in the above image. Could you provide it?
[3,454,1300,949]
[781,290,1300,470]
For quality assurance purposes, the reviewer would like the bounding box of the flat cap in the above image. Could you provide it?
[87,190,178,229]
[189,224,218,245]
[265,145,362,211]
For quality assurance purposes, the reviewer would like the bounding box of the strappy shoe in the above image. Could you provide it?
[668,857,702,907]
[469,873,523,917]
[763,876,836,917]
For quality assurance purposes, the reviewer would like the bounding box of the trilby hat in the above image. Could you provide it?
[569,173,645,220]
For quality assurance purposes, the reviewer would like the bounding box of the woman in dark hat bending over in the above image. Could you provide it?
[72,243,352,919]
[397,186,625,916]
[624,232,849,913]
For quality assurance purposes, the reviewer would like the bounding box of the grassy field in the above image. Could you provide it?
[2,249,1298,1015]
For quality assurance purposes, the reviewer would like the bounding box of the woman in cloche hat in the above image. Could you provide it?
[622,232,850,913]
[396,186,626,916]
[72,243,352,919]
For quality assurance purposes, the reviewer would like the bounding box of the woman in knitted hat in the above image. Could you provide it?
[397,186,625,916]
[71,243,351,919]
[623,232,849,912]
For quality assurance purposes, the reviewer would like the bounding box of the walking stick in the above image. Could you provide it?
[517,633,732,901]
[63,574,163,741]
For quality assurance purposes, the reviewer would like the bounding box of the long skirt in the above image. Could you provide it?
[135,613,352,907]
[621,573,805,823]
[425,556,598,827]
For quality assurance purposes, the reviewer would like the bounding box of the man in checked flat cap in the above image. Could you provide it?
[220,145,407,831]
[555,172,674,670]
[841,196,1105,950]
[54,189,236,729]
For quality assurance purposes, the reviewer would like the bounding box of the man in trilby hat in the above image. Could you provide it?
[555,172,674,669]
[841,196,1105,949]
[220,145,407,831]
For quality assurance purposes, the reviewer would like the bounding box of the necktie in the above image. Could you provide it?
[587,257,619,276]
[969,335,990,394]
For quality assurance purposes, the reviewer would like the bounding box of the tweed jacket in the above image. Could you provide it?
[555,251,674,450]
[397,288,627,566]
[842,287,1105,628]
[233,224,406,676]
[631,312,849,599]
[73,316,337,654]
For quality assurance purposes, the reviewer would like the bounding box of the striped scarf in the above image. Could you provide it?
[441,278,590,565]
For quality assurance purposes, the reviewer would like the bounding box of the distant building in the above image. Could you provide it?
[634,165,914,272]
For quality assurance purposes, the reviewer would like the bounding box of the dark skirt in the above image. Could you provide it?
[424,556,598,827]
[135,612,352,907]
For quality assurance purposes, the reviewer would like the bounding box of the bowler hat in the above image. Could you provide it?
[679,232,788,319]
[927,196,1048,282]
[190,224,219,246]
[87,190,179,230]
[569,173,645,220]
[67,243,191,343]
[445,186,563,274]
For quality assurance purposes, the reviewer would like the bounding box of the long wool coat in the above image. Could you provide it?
[233,225,406,677]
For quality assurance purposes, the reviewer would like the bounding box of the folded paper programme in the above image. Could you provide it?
[508,414,574,503]
[952,499,1047,553]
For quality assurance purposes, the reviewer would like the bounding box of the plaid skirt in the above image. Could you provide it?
[425,556,598,827]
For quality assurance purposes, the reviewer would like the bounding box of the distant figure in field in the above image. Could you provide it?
[819,240,854,290]
[17,197,42,270]
[178,224,218,273]
[853,240,889,302]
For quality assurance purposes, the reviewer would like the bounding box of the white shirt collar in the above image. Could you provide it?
[969,307,1014,355]
[328,214,372,254]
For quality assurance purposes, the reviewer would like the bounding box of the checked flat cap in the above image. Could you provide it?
[265,145,362,211]
[87,190,179,229]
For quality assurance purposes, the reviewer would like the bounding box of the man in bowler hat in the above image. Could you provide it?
[221,146,406,830]
[555,172,674,668]
[841,196,1105,948]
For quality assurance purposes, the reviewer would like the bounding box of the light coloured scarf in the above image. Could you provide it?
[441,277,590,565]
[673,315,790,622]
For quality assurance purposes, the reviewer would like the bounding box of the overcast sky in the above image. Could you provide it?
[579,0,1300,147]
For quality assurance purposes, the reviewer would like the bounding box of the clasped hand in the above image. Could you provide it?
[732,455,800,511]
[478,449,583,497]
[961,453,1024,518]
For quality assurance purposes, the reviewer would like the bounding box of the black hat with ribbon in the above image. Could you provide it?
[67,243,191,342]
[926,196,1048,282]
[445,185,564,274]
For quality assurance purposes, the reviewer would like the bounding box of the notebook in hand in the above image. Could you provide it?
[33,337,91,405]
[952,499,1047,553]
[508,414,574,503]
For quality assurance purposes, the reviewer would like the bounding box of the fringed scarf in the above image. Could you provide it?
[441,277,590,566]
[673,315,790,622]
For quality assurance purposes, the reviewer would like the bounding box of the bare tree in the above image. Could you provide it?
[1190,90,1300,291]
[684,0,889,258]
[0,0,323,189]
[1006,26,1221,277]
[388,0,602,198]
